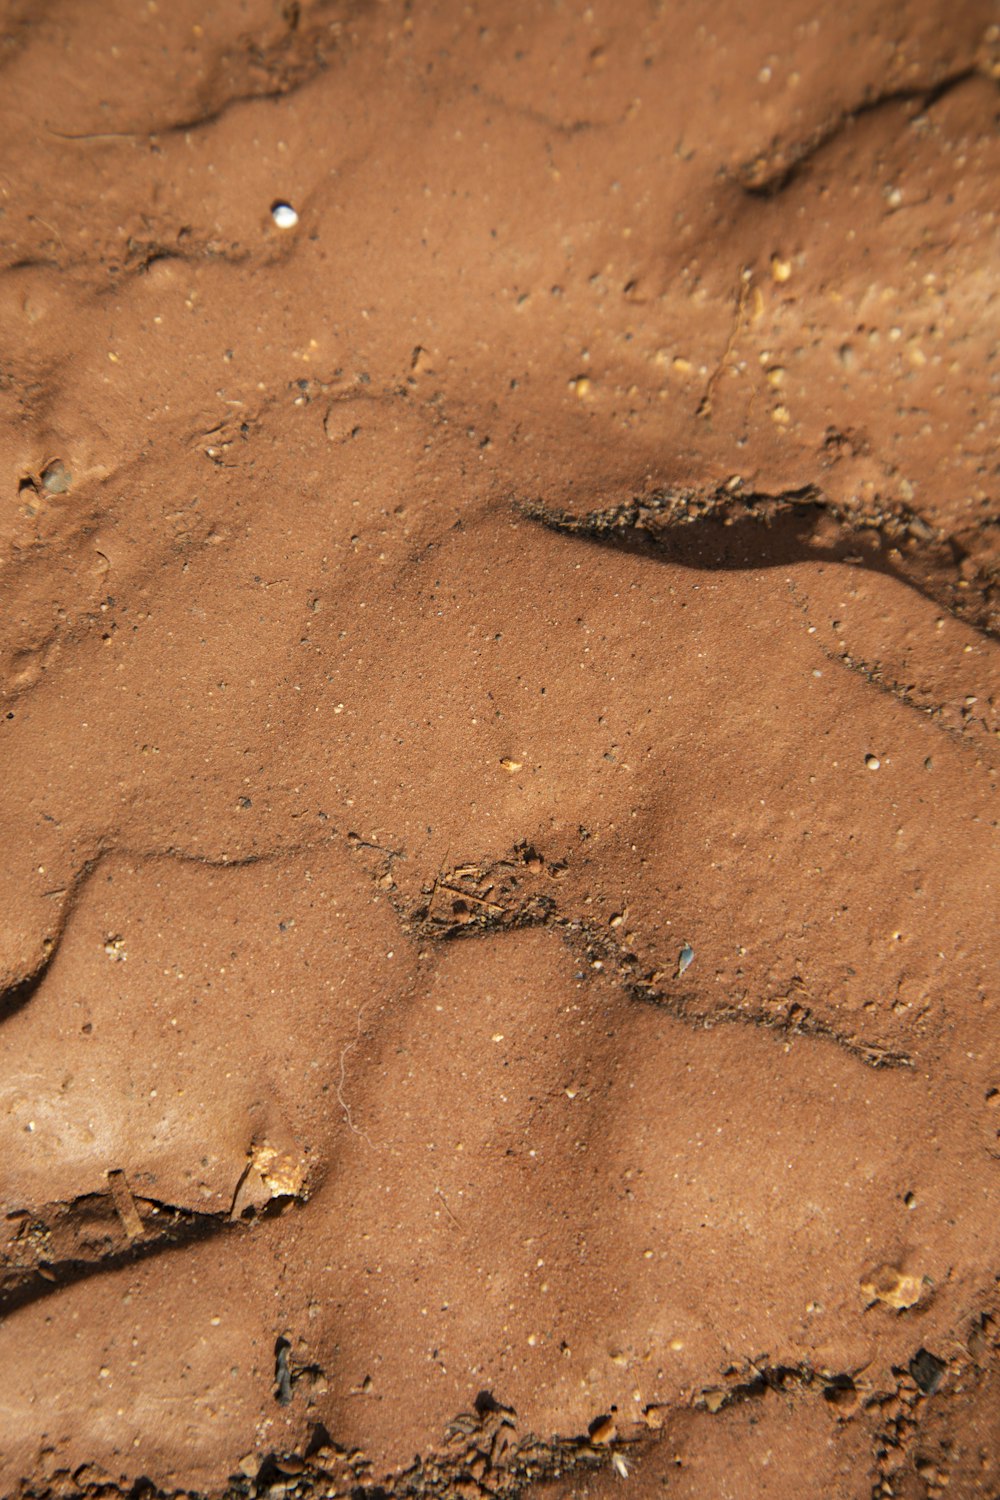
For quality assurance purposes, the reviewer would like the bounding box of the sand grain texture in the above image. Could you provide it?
[1,1,998,1497]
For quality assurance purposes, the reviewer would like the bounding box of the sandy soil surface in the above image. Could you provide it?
[1,1,998,1496]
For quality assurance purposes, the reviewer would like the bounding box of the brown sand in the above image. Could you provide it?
[1,1,998,1496]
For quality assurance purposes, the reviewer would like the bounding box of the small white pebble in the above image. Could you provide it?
[271,201,299,229]
[865,754,881,771]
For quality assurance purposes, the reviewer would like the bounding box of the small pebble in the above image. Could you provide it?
[270,201,299,229]
[865,754,881,771]
[677,943,694,976]
[588,1415,616,1446]
[41,459,71,494]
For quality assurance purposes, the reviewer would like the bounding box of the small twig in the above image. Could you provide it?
[28,213,64,250]
[698,266,754,419]
[107,1168,144,1240]
[435,1188,462,1231]
[335,1005,376,1149]
[46,125,143,141]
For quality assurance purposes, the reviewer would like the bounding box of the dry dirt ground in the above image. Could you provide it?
[1,1,998,1497]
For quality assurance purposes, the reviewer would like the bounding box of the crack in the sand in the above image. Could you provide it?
[70,1327,985,1500]
[780,579,998,756]
[0,826,917,1077]
[40,3,368,145]
[385,847,913,1070]
[735,64,980,196]
[0,1190,234,1318]
[0,836,352,1015]
[520,486,998,639]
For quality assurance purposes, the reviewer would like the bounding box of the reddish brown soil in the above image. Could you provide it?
[1,2,998,1497]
